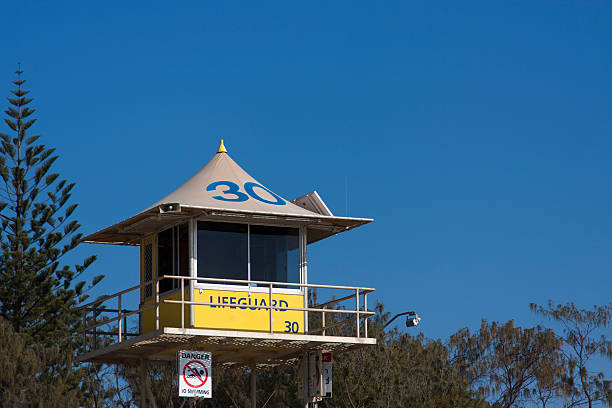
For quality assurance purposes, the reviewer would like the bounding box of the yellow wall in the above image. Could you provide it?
[141,288,305,334]
[141,290,190,333]
[193,289,305,333]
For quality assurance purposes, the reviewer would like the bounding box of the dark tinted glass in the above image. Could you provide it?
[197,221,247,283]
[250,225,299,285]
[157,227,174,293]
[158,224,190,293]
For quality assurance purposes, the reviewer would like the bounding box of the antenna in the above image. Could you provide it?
[345,176,348,216]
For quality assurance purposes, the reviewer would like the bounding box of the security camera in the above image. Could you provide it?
[405,313,420,328]
[382,311,421,330]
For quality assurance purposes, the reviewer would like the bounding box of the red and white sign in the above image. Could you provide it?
[178,351,212,398]
[322,352,332,397]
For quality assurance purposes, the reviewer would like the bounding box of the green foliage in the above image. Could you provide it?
[0,316,81,408]
[309,302,487,408]
[107,361,300,408]
[325,330,488,408]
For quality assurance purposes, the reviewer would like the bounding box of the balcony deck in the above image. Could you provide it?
[76,276,376,367]
[77,327,376,367]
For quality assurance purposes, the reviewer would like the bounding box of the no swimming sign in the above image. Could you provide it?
[178,351,212,398]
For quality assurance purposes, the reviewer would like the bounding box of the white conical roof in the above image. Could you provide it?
[149,142,319,217]
[83,141,372,245]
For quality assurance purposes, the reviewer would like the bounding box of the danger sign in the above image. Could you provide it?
[178,351,212,398]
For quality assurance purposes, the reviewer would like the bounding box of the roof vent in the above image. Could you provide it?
[291,191,332,216]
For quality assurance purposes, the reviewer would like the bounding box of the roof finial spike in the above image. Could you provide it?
[217,139,227,154]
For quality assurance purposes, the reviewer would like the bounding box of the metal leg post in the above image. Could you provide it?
[250,363,256,408]
[140,358,147,408]
[304,352,309,408]
[364,292,368,338]
[181,278,185,329]
[118,294,122,342]
[155,280,159,330]
[322,308,326,336]
[355,289,360,338]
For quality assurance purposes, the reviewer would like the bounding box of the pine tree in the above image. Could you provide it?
[0,64,102,406]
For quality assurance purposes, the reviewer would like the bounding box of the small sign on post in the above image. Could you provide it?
[298,351,331,404]
[297,355,307,400]
[308,351,324,400]
[178,350,212,398]
[322,352,332,397]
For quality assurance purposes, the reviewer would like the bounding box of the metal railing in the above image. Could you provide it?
[77,275,375,350]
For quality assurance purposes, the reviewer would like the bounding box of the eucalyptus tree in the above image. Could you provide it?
[450,319,563,408]
[531,301,612,408]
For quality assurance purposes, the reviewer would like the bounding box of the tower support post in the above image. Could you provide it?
[139,358,147,408]
[250,363,256,408]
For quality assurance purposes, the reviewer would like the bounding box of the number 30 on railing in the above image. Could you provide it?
[284,321,299,333]
[206,180,286,206]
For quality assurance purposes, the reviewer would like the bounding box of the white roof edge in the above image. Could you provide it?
[175,203,373,223]
[82,203,373,244]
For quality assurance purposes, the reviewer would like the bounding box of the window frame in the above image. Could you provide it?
[156,223,190,296]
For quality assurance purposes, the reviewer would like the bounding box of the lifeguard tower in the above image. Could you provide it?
[77,141,376,404]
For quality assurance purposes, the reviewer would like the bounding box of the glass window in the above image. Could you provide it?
[157,224,189,293]
[196,221,301,287]
[157,228,174,293]
[251,225,299,285]
[197,221,248,283]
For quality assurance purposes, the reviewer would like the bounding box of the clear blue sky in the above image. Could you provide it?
[2,1,610,369]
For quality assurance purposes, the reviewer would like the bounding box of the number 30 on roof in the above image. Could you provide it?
[206,181,286,206]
